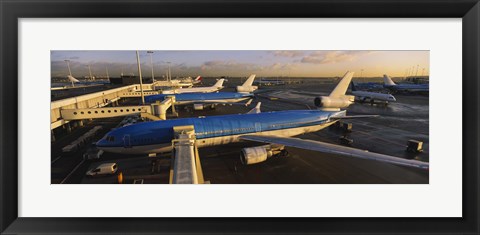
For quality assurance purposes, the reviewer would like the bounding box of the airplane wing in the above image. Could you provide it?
[330,115,379,119]
[191,98,253,106]
[239,135,429,170]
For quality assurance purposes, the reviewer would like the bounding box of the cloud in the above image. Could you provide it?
[270,50,305,58]
[265,62,297,71]
[301,51,373,64]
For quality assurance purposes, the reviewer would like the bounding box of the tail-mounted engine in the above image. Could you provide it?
[314,95,355,109]
[236,85,258,93]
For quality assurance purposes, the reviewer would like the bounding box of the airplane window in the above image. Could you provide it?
[101,110,105,113]
[126,109,129,112]
[81,112,84,114]
[94,111,98,114]
[108,110,111,113]
[88,111,91,114]
[73,112,77,115]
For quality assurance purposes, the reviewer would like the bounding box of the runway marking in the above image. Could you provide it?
[60,157,86,184]
[51,156,62,164]
[292,154,336,182]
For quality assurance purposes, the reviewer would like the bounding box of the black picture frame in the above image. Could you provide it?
[1,0,478,234]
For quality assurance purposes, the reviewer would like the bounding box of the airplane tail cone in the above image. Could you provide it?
[314,71,355,111]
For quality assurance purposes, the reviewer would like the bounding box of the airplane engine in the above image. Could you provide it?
[314,95,354,108]
[193,104,204,110]
[240,144,286,165]
[236,85,258,93]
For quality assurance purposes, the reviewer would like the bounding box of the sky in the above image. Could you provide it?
[51,50,429,78]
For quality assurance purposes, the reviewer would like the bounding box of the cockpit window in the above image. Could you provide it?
[106,136,115,142]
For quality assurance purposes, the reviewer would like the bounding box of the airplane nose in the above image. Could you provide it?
[96,139,107,147]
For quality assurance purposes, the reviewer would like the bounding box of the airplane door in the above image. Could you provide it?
[123,135,131,148]
[255,122,262,132]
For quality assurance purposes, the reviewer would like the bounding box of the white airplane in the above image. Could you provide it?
[190,76,203,85]
[51,75,80,90]
[67,75,80,83]
[351,82,396,104]
[236,74,258,93]
[97,71,428,170]
[162,79,225,94]
[171,76,203,87]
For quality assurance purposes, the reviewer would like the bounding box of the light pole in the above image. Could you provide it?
[64,59,74,87]
[88,64,94,80]
[136,51,145,105]
[64,60,72,76]
[106,66,110,80]
[160,61,172,81]
[147,51,155,82]
[167,62,171,81]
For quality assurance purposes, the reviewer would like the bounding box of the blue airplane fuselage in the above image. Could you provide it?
[96,109,341,154]
[384,83,429,92]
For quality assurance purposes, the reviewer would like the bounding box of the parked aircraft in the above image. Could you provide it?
[191,76,202,85]
[236,74,258,93]
[350,81,383,91]
[67,75,80,83]
[383,74,429,93]
[253,78,285,86]
[97,71,428,170]
[145,92,254,110]
[351,82,396,104]
[162,79,225,94]
[51,75,109,90]
[173,76,202,86]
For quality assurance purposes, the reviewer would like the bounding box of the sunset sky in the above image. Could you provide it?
[51,50,429,78]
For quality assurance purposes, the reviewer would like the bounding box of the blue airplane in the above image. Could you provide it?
[145,92,254,110]
[350,81,384,91]
[383,74,429,93]
[97,71,428,169]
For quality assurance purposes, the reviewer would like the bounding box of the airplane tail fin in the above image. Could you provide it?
[383,74,396,86]
[247,102,261,114]
[67,75,80,83]
[245,99,253,106]
[242,74,256,86]
[195,76,202,81]
[214,79,225,87]
[329,71,355,97]
[314,71,355,111]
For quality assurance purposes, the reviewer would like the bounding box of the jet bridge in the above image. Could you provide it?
[59,96,177,122]
[170,125,205,184]
[51,83,161,130]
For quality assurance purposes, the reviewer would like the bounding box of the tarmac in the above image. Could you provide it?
[51,78,429,184]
